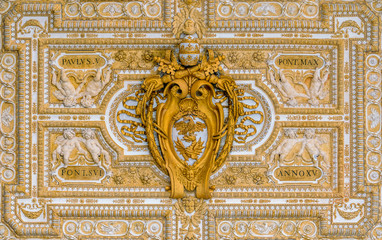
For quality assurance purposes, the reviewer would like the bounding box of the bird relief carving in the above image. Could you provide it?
[174,115,207,166]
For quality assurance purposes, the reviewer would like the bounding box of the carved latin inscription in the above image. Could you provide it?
[274,166,322,181]
[58,55,105,69]
[275,55,324,69]
[58,166,105,180]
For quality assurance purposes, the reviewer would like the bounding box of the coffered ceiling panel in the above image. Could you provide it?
[0,0,381,239]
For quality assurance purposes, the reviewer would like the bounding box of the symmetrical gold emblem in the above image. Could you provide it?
[134,46,242,198]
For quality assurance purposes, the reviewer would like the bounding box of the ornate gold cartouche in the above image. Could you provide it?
[135,38,243,198]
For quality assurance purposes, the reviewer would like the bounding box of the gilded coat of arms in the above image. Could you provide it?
[135,44,243,199]
[130,0,252,199]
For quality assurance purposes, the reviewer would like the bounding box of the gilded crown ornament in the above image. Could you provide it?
[179,35,200,66]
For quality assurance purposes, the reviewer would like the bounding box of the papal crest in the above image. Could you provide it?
[131,37,255,199]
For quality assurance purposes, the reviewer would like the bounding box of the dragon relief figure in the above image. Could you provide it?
[268,60,331,106]
[174,116,206,165]
[81,64,112,108]
[51,64,85,107]
[268,69,309,106]
[50,59,113,108]
[299,63,331,106]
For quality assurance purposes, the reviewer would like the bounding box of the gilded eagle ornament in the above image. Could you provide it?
[135,39,244,199]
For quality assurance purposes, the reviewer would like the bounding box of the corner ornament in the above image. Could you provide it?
[135,42,244,199]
